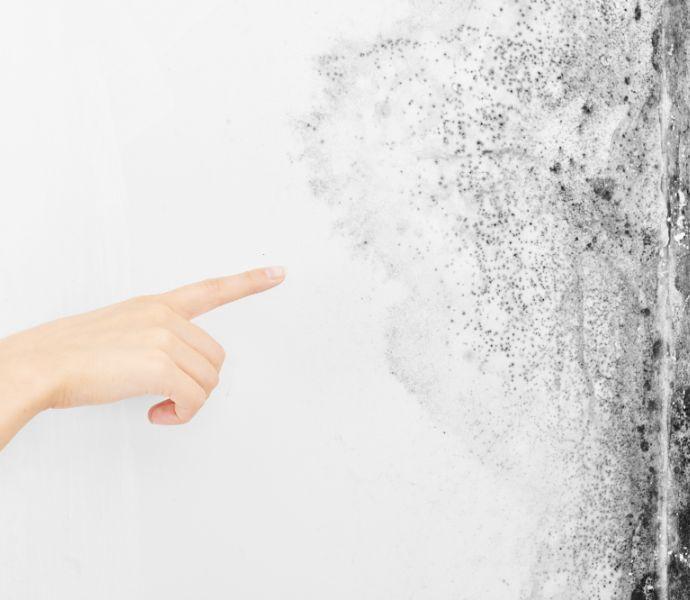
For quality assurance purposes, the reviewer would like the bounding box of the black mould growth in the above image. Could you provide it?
[302,0,675,594]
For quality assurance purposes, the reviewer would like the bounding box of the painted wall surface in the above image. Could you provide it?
[0,1,685,598]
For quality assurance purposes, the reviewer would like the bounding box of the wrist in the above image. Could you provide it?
[0,362,58,417]
[0,342,65,449]
[0,379,45,451]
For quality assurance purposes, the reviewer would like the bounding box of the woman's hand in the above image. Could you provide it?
[0,266,286,449]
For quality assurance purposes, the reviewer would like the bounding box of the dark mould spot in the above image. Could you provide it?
[669,505,690,584]
[641,307,651,317]
[679,517,690,562]
[641,440,649,452]
[582,103,593,114]
[651,26,661,72]
[549,162,562,174]
[683,387,690,420]
[591,177,616,201]
[668,550,690,589]
[625,75,631,85]
[630,573,657,600]
[651,339,662,360]
[634,3,642,21]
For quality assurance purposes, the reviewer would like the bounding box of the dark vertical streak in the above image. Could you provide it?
[661,1,690,598]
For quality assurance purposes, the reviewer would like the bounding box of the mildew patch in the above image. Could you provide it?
[299,0,681,597]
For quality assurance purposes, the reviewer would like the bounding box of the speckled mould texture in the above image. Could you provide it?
[301,1,690,597]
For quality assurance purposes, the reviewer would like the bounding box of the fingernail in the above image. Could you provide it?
[265,266,286,281]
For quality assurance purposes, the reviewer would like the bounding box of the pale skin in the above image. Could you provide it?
[0,266,286,451]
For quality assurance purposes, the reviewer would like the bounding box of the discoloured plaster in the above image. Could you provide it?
[301,0,690,597]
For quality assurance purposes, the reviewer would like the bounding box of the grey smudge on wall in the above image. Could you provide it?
[299,0,690,597]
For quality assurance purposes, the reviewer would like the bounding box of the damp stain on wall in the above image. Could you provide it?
[300,0,690,598]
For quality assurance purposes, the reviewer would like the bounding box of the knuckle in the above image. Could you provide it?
[208,370,220,389]
[150,327,176,350]
[189,389,206,411]
[244,271,263,293]
[149,352,174,379]
[129,294,154,306]
[200,327,226,366]
[201,277,223,298]
[145,302,173,323]
[215,344,226,366]
[129,296,172,323]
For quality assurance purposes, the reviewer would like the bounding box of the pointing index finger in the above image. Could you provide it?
[159,266,286,319]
